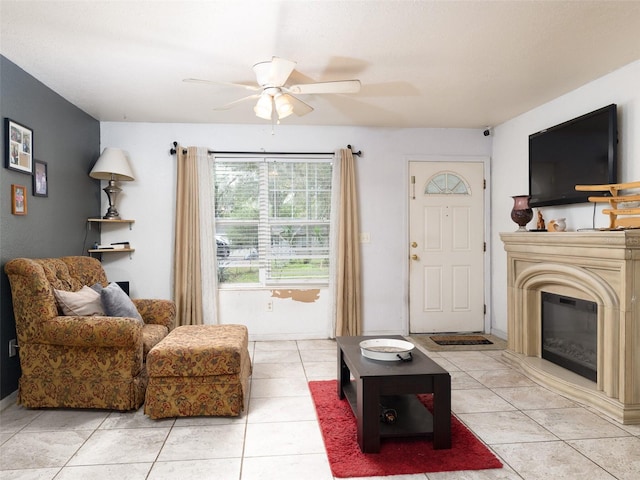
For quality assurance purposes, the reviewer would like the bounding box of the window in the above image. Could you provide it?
[425,172,470,195]
[213,156,333,286]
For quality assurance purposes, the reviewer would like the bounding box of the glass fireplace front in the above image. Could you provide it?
[541,292,597,382]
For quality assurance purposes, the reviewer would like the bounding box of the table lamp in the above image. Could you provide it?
[89,148,135,219]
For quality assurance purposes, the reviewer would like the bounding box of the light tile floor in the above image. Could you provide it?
[1,339,639,479]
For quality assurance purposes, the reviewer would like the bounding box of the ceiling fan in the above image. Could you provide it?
[184,57,361,121]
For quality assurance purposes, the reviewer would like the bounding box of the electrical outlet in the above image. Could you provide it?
[359,232,371,243]
[266,301,273,312]
[8,339,17,357]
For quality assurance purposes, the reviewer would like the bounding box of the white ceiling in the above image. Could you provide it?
[2,0,640,128]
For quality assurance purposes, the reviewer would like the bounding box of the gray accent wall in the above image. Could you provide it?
[0,55,101,399]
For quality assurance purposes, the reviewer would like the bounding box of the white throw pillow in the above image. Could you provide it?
[54,285,105,316]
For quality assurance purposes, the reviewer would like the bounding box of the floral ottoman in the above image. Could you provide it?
[144,324,251,419]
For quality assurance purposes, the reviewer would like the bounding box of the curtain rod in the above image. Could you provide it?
[169,141,362,157]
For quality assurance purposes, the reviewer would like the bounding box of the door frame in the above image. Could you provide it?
[402,155,492,335]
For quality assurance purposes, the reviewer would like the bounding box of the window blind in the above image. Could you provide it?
[213,156,333,286]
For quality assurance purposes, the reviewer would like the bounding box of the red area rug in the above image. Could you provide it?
[309,380,502,478]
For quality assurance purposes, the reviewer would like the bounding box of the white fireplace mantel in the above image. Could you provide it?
[500,230,640,424]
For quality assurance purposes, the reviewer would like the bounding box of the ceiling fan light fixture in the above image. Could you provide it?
[254,93,272,120]
[274,93,293,119]
[185,57,358,121]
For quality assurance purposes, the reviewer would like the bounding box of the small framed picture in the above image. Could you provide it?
[5,118,33,174]
[11,184,27,215]
[33,159,48,197]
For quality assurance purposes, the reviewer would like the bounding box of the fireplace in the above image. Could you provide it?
[541,292,597,382]
[500,230,640,425]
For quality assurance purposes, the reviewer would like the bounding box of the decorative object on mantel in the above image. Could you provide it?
[510,195,533,231]
[89,148,135,219]
[575,181,640,229]
[548,218,567,232]
[536,209,546,230]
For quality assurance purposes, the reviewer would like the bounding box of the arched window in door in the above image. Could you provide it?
[425,172,470,195]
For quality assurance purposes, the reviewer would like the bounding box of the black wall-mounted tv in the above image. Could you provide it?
[528,104,618,208]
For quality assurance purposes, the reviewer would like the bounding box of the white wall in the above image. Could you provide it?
[490,59,640,338]
[100,123,491,339]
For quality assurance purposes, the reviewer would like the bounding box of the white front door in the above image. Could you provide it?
[409,161,485,333]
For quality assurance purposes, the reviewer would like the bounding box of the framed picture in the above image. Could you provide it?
[33,159,48,197]
[11,184,27,215]
[5,118,33,174]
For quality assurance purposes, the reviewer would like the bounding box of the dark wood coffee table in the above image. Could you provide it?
[337,335,451,453]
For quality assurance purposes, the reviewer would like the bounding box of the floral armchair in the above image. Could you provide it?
[4,256,176,411]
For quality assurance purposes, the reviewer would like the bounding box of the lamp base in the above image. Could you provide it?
[102,209,121,220]
[103,181,122,220]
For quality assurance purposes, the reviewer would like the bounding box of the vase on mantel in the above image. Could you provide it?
[511,195,533,231]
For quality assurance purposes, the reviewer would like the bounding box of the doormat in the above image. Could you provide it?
[309,380,503,478]
[408,334,507,352]
[431,335,493,345]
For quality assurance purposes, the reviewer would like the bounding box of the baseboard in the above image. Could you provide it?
[248,333,331,342]
[0,390,17,412]
[490,327,507,340]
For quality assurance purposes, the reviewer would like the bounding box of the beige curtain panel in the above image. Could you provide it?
[174,146,204,326]
[334,148,362,336]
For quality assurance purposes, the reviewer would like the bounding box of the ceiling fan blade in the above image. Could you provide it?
[287,80,361,95]
[183,78,260,92]
[284,94,314,117]
[213,94,260,110]
[253,57,297,87]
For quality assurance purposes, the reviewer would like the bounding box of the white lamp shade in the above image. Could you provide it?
[275,93,293,119]
[253,94,273,120]
[89,148,135,181]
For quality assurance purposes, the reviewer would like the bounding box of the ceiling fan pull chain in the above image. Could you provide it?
[271,109,276,136]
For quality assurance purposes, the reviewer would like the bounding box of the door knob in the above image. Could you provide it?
[411,254,419,261]
[411,242,418,248]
